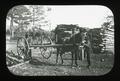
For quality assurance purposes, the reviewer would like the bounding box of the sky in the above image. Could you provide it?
[6,5,113,31]
[46,5,113,30]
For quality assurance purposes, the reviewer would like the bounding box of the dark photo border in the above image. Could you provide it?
[0,0,119,81]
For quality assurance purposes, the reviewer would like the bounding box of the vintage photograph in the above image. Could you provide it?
[6,5,114,76]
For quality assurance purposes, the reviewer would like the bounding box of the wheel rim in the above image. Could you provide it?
[38,34,53,59]
[40,47,52,59]
[17,37,29,60]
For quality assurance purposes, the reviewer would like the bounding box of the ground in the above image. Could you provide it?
[6,40,114,76]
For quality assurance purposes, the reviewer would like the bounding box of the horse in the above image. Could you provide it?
[55,29,86,67]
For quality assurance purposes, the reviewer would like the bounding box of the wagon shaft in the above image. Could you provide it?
[29,44,83,48]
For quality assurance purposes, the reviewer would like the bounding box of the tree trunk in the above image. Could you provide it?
[10,18,14,38]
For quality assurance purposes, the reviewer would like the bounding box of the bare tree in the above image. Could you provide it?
[7,5,31,38]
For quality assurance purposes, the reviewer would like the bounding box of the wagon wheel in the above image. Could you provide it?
[40,35,53,59]
[17,37,30,61]
[40,47,52,59]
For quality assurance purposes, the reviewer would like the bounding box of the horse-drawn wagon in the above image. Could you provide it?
[16,24,89,66]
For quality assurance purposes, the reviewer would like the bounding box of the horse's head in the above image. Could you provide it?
[80,31,89,45]
[82,30,93,53]
[81,30,92,48]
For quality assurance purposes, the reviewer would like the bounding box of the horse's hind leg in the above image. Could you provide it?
[56,48,59,64]
[71,51,74,66]
[75,50,78,66]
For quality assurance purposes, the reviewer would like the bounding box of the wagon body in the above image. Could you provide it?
[54,24,86,44]
[55,24,80,43]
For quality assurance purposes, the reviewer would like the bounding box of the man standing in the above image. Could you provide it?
[84,36,91,68]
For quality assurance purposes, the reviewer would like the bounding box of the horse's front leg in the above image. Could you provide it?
[71,51,74,66]
[60,53,64,65]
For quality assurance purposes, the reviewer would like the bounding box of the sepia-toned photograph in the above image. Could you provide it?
[6,5,114,76]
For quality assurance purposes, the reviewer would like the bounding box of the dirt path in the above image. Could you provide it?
[8,60,112,76]
[8,53,113,76]
[6,40,114,76]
